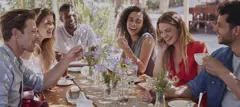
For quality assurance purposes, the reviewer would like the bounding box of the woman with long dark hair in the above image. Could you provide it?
[116,6,156,76]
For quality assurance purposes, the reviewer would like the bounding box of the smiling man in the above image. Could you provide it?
[0,9,83,107]
[55,4,98,55]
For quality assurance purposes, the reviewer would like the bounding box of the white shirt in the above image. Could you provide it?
[22,56,42,74]
[55,24,98,54]
[22,55,57,74]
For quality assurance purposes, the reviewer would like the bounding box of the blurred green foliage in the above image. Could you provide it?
[74,0,116,45]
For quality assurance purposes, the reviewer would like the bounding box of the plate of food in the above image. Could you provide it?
[168,98,195,107]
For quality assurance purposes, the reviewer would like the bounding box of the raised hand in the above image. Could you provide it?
[156,40,169,54]
[117,36,130,52]
[203,56,228,76]
[64,45,83,63]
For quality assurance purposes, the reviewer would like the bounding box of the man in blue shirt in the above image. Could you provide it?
[143,1,240,107]
[0,9,83,106]
[167,1,240,107]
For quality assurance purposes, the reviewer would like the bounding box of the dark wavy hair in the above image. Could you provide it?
[116,6,155,45]
[0,9,35,41]
[217,1,240,29]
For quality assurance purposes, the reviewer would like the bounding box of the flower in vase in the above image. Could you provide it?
[153,70,178,94]
[124,57,133,65]
[94,64,106,72]
[120,57,138,75]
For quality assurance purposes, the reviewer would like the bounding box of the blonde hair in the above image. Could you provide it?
[33,8,56,71]
[156,11,195,74]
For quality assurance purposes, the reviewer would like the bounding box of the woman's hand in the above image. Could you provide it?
[117,36,131,52]
[156,40,169,54]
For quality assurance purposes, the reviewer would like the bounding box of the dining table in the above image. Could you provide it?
[44,71,197,107]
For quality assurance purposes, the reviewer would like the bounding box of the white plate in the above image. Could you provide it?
[138,82,152,90]
[168,99,195,107]
[70,60,86,65]
[127,76,141,83]
[68,67,82,72]
[57,79,74,86]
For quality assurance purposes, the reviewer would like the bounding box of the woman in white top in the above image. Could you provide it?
[21,8,56,73]
[21,8,60,106]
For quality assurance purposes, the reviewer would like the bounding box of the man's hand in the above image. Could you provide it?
[64,45,83,63]
[203,56,229,76]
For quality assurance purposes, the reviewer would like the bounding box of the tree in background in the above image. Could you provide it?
[6,0,52,10]
[75,0,116,45]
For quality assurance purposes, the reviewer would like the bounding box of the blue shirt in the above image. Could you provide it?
[188,47,233,107]
[0,45,44,107]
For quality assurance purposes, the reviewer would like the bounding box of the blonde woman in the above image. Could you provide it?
[153,11,208,86]
[21,8,67,106]
[21,8,56,74]
[152,11,208,106]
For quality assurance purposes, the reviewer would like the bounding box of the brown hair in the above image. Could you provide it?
[116,6,156,45]
[0,9,36,41]
[32,8,56,71]
[156,11,195,73]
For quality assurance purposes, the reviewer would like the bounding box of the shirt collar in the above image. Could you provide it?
[2,44,23,67]
[61,24,79,38]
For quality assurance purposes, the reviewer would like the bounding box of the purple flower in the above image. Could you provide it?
[94,64,106,72]
[112,57,120,66]
[96,36,101,43]
[124,58,133,65]
[84,52,93,57]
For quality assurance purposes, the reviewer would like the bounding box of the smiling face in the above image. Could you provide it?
[213,14,233,46]
[158,23,179,45]
[17,19,39,52]
[126,12,143,37]
[38,14,55,39]
[60,9,77,31]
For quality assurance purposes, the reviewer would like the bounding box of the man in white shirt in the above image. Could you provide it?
[55,4,98,55]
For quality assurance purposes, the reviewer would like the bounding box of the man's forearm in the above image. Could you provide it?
[43,58,70,89]
[219,68,240,100]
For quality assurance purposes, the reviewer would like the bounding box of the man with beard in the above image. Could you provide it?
[143,1,240,107]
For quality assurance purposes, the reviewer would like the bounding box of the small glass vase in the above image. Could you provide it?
[104,83,111,100]
[155,92,166,107]
[88,65,94,77]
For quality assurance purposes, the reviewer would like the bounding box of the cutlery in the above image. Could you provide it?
[198,92,203,107]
